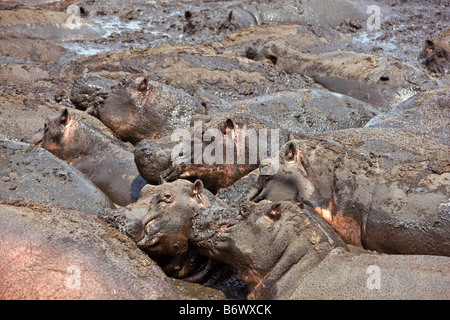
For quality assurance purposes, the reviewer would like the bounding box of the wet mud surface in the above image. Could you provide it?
[0,0,449,300]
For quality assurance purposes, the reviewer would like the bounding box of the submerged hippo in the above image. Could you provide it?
[0,200,177,299]
[0,139,114,215]
[101,179,223,281]
[262,41,440,111]
[88,77,205,144]
[191,201,450,300]
[419,25,450,75]
[33,108,147,206]
[134,90,378,193]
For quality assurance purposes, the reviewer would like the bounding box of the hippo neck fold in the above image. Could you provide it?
[251,208,347,300]
[252,239,335,300]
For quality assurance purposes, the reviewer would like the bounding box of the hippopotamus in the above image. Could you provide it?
[232,88,450,255]
[246,134,450,256]
[100,178,224,280]
[61,43,314,102]
[225,0,363,30]
[100,178,248,299]
[134,114,289,194]
[419,25,450,75]
[0,139,114,215]
[261,41,441,111]
[223,1,303,30]
[191,201,450,300]
[32,108,147,206]
[364,85,450,138]
[134,89,378,193]
[87,77,205,144]
[0,200,179,299]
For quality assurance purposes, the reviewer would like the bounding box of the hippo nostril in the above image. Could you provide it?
[148,236,160,246]
[125,218,145,241]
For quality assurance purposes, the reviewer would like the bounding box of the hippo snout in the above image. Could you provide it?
[123,218,145,242]
[134,140,175,183]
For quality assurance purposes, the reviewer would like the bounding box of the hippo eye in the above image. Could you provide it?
[158,193,173,204]
[239,206,249,219]
[195,194,203,204]
[437,51,444,58]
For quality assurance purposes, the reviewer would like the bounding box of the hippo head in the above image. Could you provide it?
[248,140,319,205]
[134,115,260,193]
[94,77,204,144]
[121,179,217,280]
[32,108,84,162]
[247,139,363,246]
[191,201,345,299]
[419,38,449,75]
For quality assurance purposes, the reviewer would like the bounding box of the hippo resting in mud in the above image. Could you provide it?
[245,87,450,256]
[32,108,147,206]
[83,77,205,144]
[191,201,450,300]
[260,41,440,111]
[0,200,178,299]
[0,139,114,215]
[134,90,378,193]
[100,178,224,280]
[419,25,450,75]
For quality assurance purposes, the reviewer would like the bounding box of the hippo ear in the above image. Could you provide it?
[265,203,282,222]
[59,108,69,126]
[284,142,296,162]
[220,118,235,134]
[192,179,204,195]
[425,40,435,51]
[138,78,148,93]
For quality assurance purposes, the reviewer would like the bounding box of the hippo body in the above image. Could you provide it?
[191,201,450,300]
[419,25,450,75]
[0,200,178,299]
[262,41,441,111]
[0,139,114,215]
[61,43,313,102]
[34,108,147,206]
[134,89,377,193]
[245,88,450,255]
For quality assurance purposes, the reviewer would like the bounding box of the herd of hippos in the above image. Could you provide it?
[0,1,450,300]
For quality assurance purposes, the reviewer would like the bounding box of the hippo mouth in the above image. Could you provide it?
[136,230,213,281]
